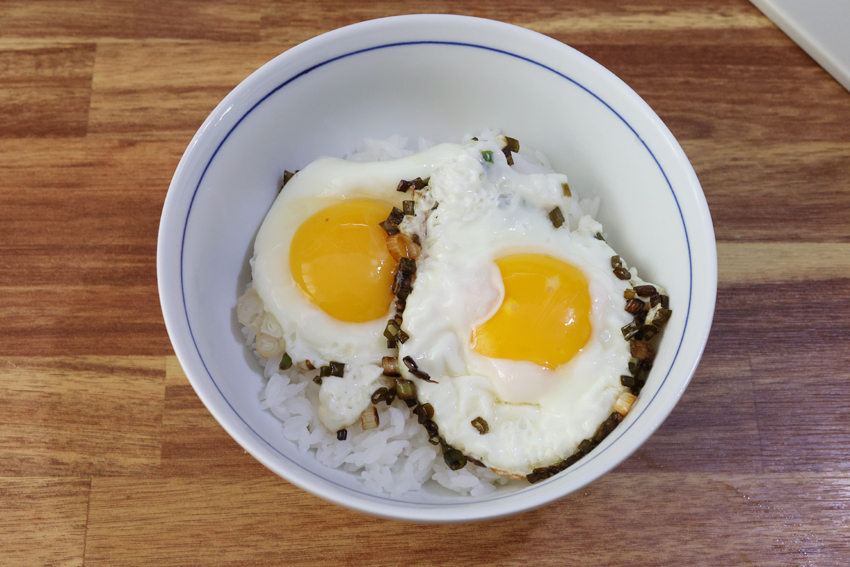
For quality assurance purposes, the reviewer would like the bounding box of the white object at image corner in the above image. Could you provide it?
[751,0,850,93]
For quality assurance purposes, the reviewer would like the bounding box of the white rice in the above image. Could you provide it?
[244,317,515,497]
[241,132,597,497]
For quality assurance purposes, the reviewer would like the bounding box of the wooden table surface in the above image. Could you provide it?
[2,0,849,565]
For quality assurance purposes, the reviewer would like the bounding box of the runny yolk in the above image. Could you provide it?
[471,254,592,369]
[289,199,396,322]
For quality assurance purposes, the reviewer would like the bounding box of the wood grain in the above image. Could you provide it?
[0,478,89,567]
[83,474,850,566]
[0,42,95,138]
[2,0,849,565]
[0,357,164,476]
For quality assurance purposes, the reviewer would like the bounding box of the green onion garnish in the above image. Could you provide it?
[279,170,297,191]
[379,220,400,235]
[481,150,494,163]
[395,378,416,400]
[384,319,400,340]
[328,361,345,377]
[471,417,489,435]
[443,447,467,470]
[613,266,632,280]
[387,207,404,225]
[621,320,642,340]
[634,285,657,297]
[549,206,565,228]
[371,387,388,405]
[398,257,416,275]
[279,353,292,370]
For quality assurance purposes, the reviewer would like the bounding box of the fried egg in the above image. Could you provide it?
[248,143,463,431]
[397,139,638,476]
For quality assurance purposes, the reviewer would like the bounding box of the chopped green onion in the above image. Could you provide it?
[413,403,434,423]
[384,319,401,340]
[651,307,672,327]
[402,200,415,215]
[629,357,650,380]
[411,368,435,383]
[379,220,400,235]
[336,429,347,441]
[279,353,292,370]
[594,232,605,241]
[279,170,297,191]
[361,406,379,430]
[382,356,400,376]
[629,339,656,361]
[313,376,322,385]
[562,182,571,197]
[564,454,581,467]
[443,447,467,470]
[634,285,657,297]
[593,412,622,443]
[402,355,418,370]
[398,257,416,275]
[625,298,645,314]
[621,320,642,340]
[371,387,389,405]
[397,329,409,344]
[549,206,565,228]
[392,270,412,299]
[319,365,332,377]
[410,177,426,190]
[387,207,404,225]
[328,361,345,377]
[620,375,636,387]
[471,417,489,435]
[481,150,494,163]
[504,136,520,153]
[613,266,632,280]
[384,388,396,406]
[423,420,439,438]
[396,179,412,193]
[641,324,660,341]
[395,378,416,400]
[527,468,548,484]
[611,255,623,268]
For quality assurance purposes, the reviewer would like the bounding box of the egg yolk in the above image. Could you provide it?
[289,199,396,322]
[471,254,592,369]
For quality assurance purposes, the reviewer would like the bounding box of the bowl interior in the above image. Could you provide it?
[159,15,716,522]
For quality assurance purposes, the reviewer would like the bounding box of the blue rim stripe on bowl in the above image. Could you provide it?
[179,40,693,506]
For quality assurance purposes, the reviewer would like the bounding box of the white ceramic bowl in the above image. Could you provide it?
[157,14,717,522]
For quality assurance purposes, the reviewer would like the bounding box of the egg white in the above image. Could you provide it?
[397,141,637,476]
